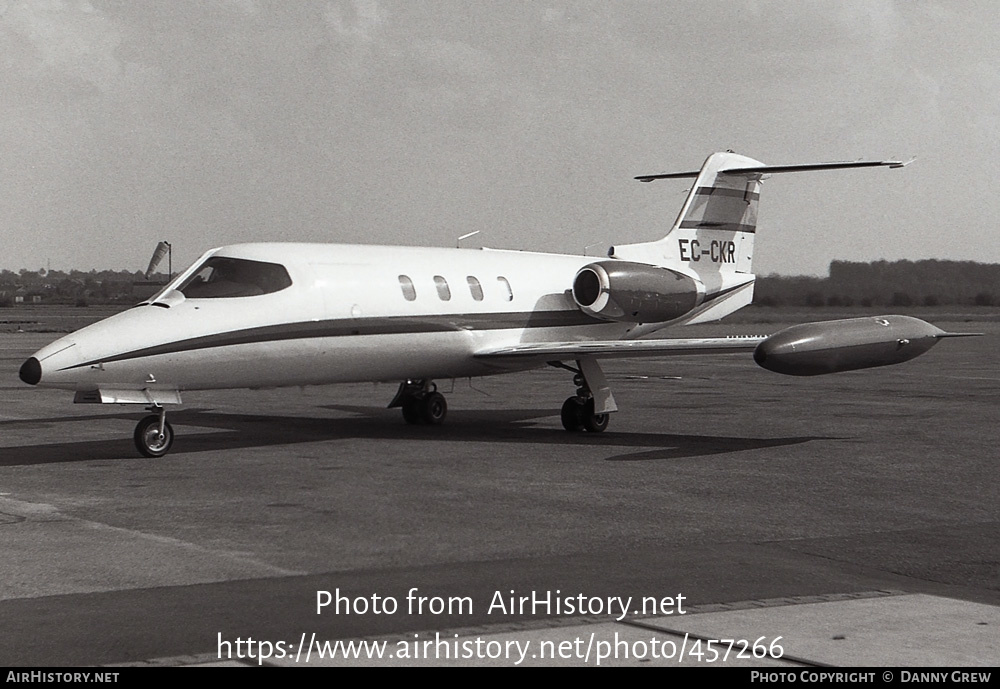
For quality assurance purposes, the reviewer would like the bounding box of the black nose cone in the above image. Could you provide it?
[19,357,41,386]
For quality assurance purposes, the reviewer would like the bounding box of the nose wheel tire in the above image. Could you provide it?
[134,415,174,458]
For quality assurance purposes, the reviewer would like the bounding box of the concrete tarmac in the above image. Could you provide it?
[0,315,996,666]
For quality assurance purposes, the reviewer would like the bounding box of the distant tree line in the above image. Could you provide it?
[2,260,998,308]
[0,268,167,307]
[755,260,1000,307]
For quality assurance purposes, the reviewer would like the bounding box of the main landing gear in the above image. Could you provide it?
[387,360,615,434]
[561,395,609,433]
[134,405,174,458]
[389,379,448,425]
[550,358,617,433]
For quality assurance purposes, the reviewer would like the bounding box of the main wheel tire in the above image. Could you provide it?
[561,397,586,432]
[421,392,447,425]
[133,415,174,458]
[583,398,610,433]
[401,398,423,424]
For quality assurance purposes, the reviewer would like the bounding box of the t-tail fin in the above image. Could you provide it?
[652,151,766,246]
[612,151,910,325]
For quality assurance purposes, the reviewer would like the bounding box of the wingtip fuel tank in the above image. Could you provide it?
[753,315,950,376]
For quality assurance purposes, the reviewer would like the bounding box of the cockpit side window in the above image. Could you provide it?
[176,257,292,298]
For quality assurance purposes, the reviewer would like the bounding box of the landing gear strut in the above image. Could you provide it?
[134,405,174,457]
[389,379,448,425]
[551,359,615,433]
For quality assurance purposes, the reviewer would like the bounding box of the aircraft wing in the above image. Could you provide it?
[474,336,766,364]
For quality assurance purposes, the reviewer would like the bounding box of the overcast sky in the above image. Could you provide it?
[2,0,997,275]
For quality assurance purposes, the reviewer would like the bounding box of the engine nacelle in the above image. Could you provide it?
[572,261,700,323]
[753,315,947,376]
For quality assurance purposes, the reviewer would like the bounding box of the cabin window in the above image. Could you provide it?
[398,275,416,301]
[177,257,292,298]
[467,276,484,301]
[497,276,513,301]
[434,275,451,301]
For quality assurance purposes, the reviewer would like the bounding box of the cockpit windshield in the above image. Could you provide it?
[176,257,292,298]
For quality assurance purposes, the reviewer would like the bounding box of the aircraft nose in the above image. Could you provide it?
[19,357,41,386]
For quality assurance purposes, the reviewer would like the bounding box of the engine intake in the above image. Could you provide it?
[572,261,700,323]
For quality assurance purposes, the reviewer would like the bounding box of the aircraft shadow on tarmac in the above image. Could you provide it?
[0,406,836,466]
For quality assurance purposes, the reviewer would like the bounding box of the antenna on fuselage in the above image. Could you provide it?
[457,230,480,248]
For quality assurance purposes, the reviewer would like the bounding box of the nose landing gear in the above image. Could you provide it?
[389,379,448,425]
[134,405,174,458]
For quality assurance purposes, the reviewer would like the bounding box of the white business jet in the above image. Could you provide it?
[19,151,967,457]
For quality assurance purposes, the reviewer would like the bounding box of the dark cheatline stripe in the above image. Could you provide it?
[678,220,756,233]
[694,186,760,201]
[62,310,600,371]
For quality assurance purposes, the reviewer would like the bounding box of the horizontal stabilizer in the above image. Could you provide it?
[636,158,912,182]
